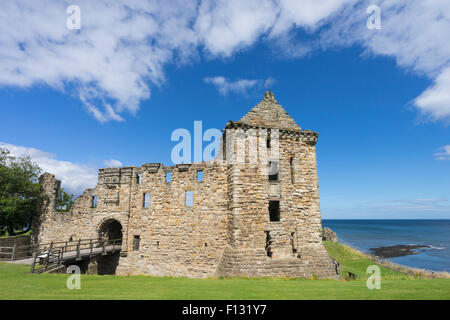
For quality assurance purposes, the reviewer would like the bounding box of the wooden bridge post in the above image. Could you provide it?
[30,251,37,273]
[102,240,106,255]
[58,247,63,265]
[76,239,81,260]
[90,239,93,256]
[11,245,16,261]
[45,241,54,269]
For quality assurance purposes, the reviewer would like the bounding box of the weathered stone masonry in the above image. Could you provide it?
[32,91,337,278]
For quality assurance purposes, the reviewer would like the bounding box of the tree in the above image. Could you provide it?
[55,187,75,212]
[0,147,44,236]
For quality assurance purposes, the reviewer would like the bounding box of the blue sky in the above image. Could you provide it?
[0,1,449,219]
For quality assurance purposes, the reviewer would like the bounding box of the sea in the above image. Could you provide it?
[322,219,450,273]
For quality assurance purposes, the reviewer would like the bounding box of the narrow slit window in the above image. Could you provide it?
[136,174,142,184]
[197,170,204,182]
[165,171,172,183]
[268,161,279,181]
[265,231,272,258]
[133,235,140,251]
[185,191,193,207]
[291,231,297,254]
[143,193,150,208]
[269,201,280,222]
[91,196,98,208]
[290,157,294,184]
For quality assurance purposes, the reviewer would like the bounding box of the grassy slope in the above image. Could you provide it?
[0,242,449,300]
[323,241,410,280]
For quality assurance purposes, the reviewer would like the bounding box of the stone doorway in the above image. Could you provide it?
[96,219,123,275]
[98,219,123,243]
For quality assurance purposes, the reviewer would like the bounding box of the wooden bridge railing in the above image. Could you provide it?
[0,245,33,261]
[30,238,122,274]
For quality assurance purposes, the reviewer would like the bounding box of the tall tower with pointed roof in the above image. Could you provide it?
[217,90,336,278]
[239,90,302,131]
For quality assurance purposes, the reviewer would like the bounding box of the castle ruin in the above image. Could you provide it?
[32,91,337,278]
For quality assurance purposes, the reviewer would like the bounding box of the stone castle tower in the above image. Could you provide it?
[32,91,337,278]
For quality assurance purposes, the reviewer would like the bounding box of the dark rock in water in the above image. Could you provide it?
[370,245,430,258]
[322,227,338,242]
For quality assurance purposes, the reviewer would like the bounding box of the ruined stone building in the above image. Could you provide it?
[32,91,337,278]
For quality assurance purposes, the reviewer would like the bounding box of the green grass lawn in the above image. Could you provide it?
[1,242,449,300]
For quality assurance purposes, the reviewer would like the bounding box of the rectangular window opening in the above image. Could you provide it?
[267,129,271,148]
[91,196,98,208]
[137,173,142,184]
[143,193,150,208]
[133,235,140,251]
[290,157,294,184]
[265,231,272,258]
[268,161,279,181]
[197,170,204,182]
[291,231,297,254]
[185,191,194,207]
[269,201,280,222]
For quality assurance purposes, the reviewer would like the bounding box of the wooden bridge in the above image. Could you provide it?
[30,238,122,274]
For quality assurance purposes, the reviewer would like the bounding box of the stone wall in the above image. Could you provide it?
[0,235,31,260]
[0,235,31,247]
[215,121,336,278]
[118,162,229,277]
[31,170,131,249]
[31,91,337,279]
[322,227,338,242]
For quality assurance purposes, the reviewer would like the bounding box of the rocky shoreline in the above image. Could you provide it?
[343,242,450,279]
[322,227,449,279]
[369,244,431,259]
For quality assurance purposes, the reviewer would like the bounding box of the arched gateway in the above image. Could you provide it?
[98,218,123,243]
[96,218,123,275]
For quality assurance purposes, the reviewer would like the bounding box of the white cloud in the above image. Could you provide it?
[194,0,277,57]
[270,0,356,35]
[103,159,123,168]
[434,145,450,160]
[1,1,450,123]
[415,68,450,122]
[0,142,98,195]
[204,76,259,95]
[318,0,450,122]
[0,0,198,122]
